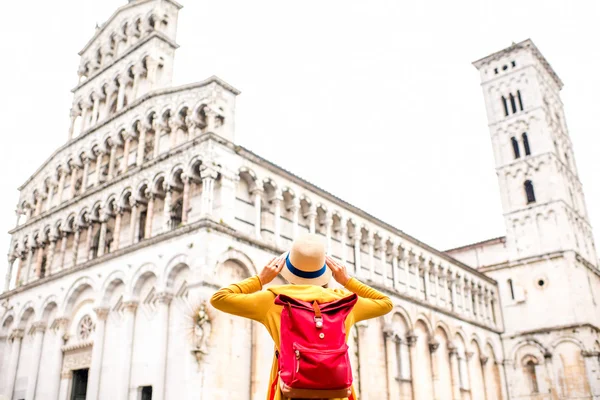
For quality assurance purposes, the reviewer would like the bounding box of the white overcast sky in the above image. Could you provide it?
[1,0,600,280]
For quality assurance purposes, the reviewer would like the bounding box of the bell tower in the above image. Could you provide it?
[67,0,182,141]
[473,39,596,265]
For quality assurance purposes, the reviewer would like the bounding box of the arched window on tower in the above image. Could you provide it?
[511,137,521,159]
[501,96,509,117]
[522,132,531,156]
[509,93,517,114]
[517,90,524,111]
[507,279,515,300]
[524,180,536,204]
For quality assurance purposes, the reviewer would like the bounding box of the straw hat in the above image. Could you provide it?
[280,233,332,286]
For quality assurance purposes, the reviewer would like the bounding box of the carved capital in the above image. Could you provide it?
[465,351,474,361]
[30,321,47,334]
[406,331,417,347]
[122,300,138,313]
[51,317,70,331]
[200,165,220,181]
[429,339,440,353]
[93,307,110,321]
[480,356,489,366]
[9,328,24,341]
[447,342,458,355]
[156,292,174,305]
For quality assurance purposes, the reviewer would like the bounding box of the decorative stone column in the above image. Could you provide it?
[58,231,68,270]
[116,75,130,111]
[121,135,132,173]
[46,235,57,274]
[391,247,399,290]
[119,301,138,400]
[472,285,480,320]
[181,175,191,224]
[543,351,557,395]
[132,63,145,100]
[339,218,348,265]
[113,208,123,251]
[80,99,92,132]
[25,321,47,400]
[306,205,317,234]
[355,321,370,400]
[324,212,333,254]
[57,168,66,203]
[429,339,440,400]
[200,165,219,217]
[423,263,432,302]
[129,201,139,245]
[290,198,300,239]
[4,255,16,291]
[48,317,68,400]
[69,165,79,199]
[136,125,147,166]
[252,188,263,238]
[81,155,91,191]
[153,122,164,159]
[68,107,80,140]
[460,352,472,391]
[163,186,172,231]
[448,343,462,400]
[97,214,108,257]
[155,293,173,400]
[71,227,81,266]
[144,191,155,239]
[107,139,118,179]
[168,116,180,150]
[380,246,388,286]
[403,254,411,294]
[353,233,361,277]
[91,92,101,126]
[25,246,34,282]
[94,149,104,186]
[480,355,490,400]
[34,243,44,279]
[85,222,94,261]
[384,327,399,399]
[367,233,375,281]
[406,331,418,399]
[272,195,283,246]
[46,182,56,211]
[87,307,109,400]
[4,329,24,399]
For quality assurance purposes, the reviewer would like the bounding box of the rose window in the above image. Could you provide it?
[78,315,95,340]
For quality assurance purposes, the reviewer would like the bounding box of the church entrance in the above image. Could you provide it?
[70,368,89,400]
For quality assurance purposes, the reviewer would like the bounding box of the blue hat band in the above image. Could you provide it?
[286,254,327,279]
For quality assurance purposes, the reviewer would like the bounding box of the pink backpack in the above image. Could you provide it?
[272,293,358,399]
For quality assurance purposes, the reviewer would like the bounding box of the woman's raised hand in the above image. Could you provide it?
[325,256,351,286]
[258,254,286,286]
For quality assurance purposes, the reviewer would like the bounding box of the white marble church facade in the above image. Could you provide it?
[0,1,598,400]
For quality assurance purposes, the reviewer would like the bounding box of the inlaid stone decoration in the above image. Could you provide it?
[77,314,95,340]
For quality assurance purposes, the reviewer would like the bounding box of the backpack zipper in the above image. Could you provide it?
[295,349,300,373]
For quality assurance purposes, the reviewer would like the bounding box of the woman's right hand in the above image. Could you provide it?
[325,256,351,286]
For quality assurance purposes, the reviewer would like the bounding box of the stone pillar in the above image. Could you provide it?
[323,212,333,254]
[353,234,361,276]
[448,343,462,400]
[391,248,399,290]
[380,247,388,286]
[68,108,80,140]
[367,233,375,281]
[480,356,490,400]
[137,127,146,166]
[355,322,370,400]
[86,223,94,261]
[252,189,263,238]
[273,195,283,246]
[58,231,68,270]
[129,202,139,245]
[34,244,44,278]
[25,321,47,400]
[80,100,91,131]
[181,175,191,224]
[48,318,68,400]
[69,165,79,199]
[543,351,557,396]
[163,188,172,231]
[306,205,317,234]
[91,93,101,126]
[113,208,123,251]
[71,227,80,266]
[200,166,219,217]
[290,198,300,239]
[121,136,132,173]
[155,293,173,400]
[46,183,55,211]
[153,124,163,158]
[4,329,24,399]
[119,301,138,400]
[46,236,57,274]
[94,150,104,186]
[107,140,117,179]
[384,328,399,399]
[81,156,90,191]
[87,307,109,400]
[144,192,154,239]
[25,246,34,281]
[430,339,440,400]
[473,286,480,320]
[451,275,459,312]
[460,353,471,391]
[463,279,471,315]
[423,263,432,301]
[339,219,348,265]
[97,216,108,257]
[57,168,66,203]
[132,64,144,100]
[4,256,15,291]
[116,75,129,111]
[169,117,179,150]
[407,332,418,399]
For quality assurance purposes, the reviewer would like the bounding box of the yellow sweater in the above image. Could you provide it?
[210,276,393,400]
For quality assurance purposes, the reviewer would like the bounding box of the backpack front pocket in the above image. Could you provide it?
[292,342,352,389]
